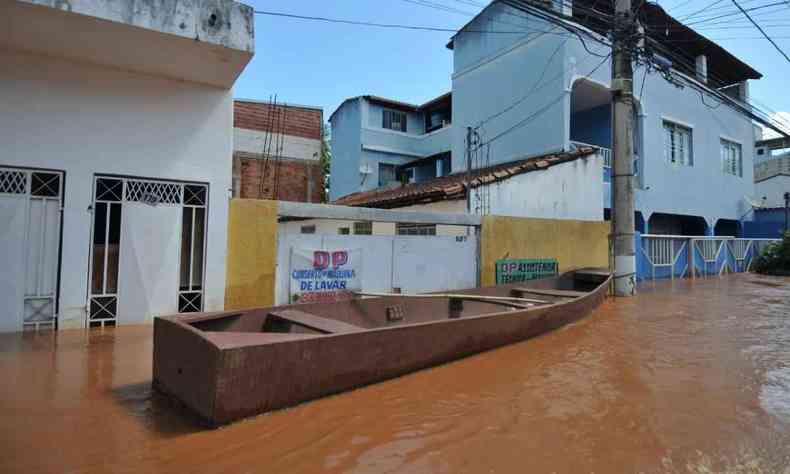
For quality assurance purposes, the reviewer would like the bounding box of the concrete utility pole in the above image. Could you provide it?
[611,0,637,296]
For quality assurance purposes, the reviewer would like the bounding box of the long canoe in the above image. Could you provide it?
[153,267,611,426]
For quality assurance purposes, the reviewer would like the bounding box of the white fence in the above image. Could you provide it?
[638,234,781,281]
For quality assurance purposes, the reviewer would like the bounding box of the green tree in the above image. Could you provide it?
[320,124,332,202]
[753,231,790,276]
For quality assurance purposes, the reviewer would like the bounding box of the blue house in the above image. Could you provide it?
[329,94,453,201]
[329,0,762,237]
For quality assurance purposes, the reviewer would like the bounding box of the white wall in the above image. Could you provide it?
[1,50,233,329]
[234,127,321,161]
[274,233,478,304]
[756,175,790,208]
[279,200,470,236]
[478,156,604,221]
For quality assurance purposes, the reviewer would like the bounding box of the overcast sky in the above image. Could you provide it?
[232,0,790,135]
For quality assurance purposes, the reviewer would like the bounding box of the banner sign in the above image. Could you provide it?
[495,258,558,284]
[290,248,361,303]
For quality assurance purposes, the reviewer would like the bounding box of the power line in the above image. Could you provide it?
[252,9,562,35]
[685,1,790,26]
[730,0,790,63]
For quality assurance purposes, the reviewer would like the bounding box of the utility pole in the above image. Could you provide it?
[784,191,789,235]
[611,0,637,296]
[466,126,473,215]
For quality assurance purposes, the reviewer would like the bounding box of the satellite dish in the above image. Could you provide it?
[744,195,765,209]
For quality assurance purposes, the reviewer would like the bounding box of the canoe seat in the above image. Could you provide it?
[511,288,587,299]
[267,309,362,334]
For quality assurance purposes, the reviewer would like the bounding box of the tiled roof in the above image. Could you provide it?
[333,147,596,208]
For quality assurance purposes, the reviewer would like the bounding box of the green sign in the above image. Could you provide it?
[495,258,558,284]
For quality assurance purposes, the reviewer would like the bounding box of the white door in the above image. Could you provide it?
[116,203,182,325]
[0,195,27,332]
[86,176,208,327]
[0,168,63,333]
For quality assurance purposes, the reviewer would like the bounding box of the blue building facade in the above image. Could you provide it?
[330,0,761,236]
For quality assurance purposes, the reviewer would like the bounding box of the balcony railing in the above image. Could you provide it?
[571,141,611,167]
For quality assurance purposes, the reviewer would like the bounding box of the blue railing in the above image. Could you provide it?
[636,234,779,281]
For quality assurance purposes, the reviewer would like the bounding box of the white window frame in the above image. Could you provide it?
[720,137,743,177]
[662,119,694,167]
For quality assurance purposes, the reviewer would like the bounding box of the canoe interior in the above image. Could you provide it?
[186,268,609,336]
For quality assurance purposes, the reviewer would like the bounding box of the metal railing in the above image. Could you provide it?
[638,234,780,281]
[571,141,612,167]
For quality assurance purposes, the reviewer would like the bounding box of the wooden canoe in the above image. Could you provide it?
[153,268,611,426]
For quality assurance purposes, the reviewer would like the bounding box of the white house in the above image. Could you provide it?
[0,0,254,332]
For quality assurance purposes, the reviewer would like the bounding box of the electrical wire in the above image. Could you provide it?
[730,0,790,63]
[480,53,612,147]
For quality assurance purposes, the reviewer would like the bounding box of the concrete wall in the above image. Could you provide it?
[480,216,610,286]
[279,200,469,236]
[329,99,362,201]
[234,128,321,161]
[755,174,790,207]
[570,104,611,148]
[3,0,253,88]
[473,156,604,221]
[225,199,277,310]
[451,8,568,172]
[1,49,233,328]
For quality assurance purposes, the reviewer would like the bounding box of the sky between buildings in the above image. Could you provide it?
[232,0,790,136]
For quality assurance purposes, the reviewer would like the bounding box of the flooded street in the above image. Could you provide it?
[1,274,790,473]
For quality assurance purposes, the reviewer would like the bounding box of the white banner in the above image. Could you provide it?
[289,248,362,304]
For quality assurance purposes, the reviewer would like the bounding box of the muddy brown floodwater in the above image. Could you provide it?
[1,274,790,473]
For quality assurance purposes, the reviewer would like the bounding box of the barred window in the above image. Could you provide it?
[663,121,693,167]
[353,221,373,235]
[301,225,316,234]
[383,109,407,132]
[720,139,742,177]
[338,227,350,235]
[396,223,436,236]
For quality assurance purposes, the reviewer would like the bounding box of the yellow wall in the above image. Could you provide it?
[225,199,278,310]
[480,216,610,286]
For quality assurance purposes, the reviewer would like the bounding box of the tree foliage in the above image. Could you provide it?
[752,231,790,276]
[320,124,331,203]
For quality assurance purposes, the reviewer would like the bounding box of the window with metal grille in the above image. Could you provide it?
[301,225,316,234]
[396,223,436,236]
[720,139,742,177]
[31,172,61,197]
[0,169,27,194]
[383,109,407,132]
[338,227,350,235]
[353,221,373,235]
[663,121,693,167]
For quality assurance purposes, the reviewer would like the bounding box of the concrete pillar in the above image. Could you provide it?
[705,219,715,236]
[739,81,750,103]
[695,55,708,84]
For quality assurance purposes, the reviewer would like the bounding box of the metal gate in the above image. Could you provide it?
[86,176,208,327]
[0,167,63,332]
